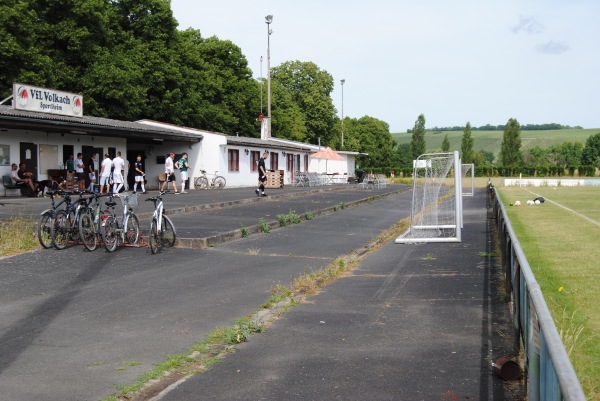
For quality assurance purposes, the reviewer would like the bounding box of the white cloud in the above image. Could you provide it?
[535,41,571,54]
[511,15,544,34]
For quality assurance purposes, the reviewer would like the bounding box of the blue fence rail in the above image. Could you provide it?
[491,186,586,401]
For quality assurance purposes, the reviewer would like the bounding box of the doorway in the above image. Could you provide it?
[20,142,38,180]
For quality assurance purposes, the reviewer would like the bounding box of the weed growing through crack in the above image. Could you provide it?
[305,211,313,220]
[240,225,249,238]
[259,218,270,233]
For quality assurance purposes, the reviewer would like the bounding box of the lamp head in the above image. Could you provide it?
[341,79,345,85]
[265,15,273,24]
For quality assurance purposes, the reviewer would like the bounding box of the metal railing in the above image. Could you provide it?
[490,185,586,401]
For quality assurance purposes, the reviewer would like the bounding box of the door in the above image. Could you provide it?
[20,142,38,180]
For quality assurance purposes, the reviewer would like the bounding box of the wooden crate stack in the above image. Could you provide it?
[65,171,75,189]
[265,170,284,188]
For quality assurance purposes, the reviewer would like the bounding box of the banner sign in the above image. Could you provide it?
[13,83,83,117]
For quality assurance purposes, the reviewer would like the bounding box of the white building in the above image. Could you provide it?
[1,83,362,196]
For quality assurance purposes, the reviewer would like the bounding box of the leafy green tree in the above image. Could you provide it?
[396,143,412,168]
[500,118,523,167]
[550,142,583,169]
[441,134,450,152]
[460,122,475,163]
[581,132,600,167]
[271,61,336,145]
[270,78,307,141]
[410,114,426,160]
[524,146,550,167]
[343,116,396,168]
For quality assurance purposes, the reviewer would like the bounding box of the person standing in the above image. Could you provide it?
[75,153,86,190]
[112,151,125,196]
[176,152,190,193]
[99,153,113,194]
[255,151,269,197]
[160,152,179,193]
[132,155,146,194]
[65,154,74,171]
[87,153,97,192]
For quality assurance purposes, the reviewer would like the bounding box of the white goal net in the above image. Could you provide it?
[462,163,475,197]
[396,151,462,244]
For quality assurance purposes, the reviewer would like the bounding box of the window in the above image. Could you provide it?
[0,145,9,165]
[270,152,278,170]
[228,149,239,172]
[304,154,309,172]
[286,154,294,172]
[250,151,260,172]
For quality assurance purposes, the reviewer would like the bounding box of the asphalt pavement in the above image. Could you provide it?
[0,184,523,400]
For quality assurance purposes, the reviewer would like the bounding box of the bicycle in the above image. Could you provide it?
[37,189,73,249]
[194,170,226,189]
[101,192,141,252]
[51,190,90,250]
[78,192,111,251]
[144,190,176,254]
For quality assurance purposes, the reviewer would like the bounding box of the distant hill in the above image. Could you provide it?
[392,128,600,156]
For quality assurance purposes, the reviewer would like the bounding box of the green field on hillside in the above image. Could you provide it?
[392,128,600,157]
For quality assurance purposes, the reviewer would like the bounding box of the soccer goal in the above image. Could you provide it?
[396,151,463,244]
[462,163,475,197]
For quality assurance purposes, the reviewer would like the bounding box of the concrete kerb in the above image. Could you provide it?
[175,188,407,249]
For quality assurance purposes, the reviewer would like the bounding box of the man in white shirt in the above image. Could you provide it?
[160,152,179,193]
[75,153,86,190]
[99,154,113,194]
[112,151,125,196]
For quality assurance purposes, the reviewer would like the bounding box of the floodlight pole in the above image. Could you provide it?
[265,15,273,138]
[340,79,345,148]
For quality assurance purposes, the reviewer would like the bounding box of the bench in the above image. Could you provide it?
[2,175,21,196]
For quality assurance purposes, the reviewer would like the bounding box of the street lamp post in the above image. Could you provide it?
[265,15,273,138]
[340,79,345,148]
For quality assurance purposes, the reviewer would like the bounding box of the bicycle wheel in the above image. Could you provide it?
[149,218,160,254]
[78,211,97,251]
[37,212,54,249]
[102,216,119,252]
[196,176,209,189]
[124,213,140,244]
[214,176,226,189]
[52,210,70,250]
[161,215,176,248]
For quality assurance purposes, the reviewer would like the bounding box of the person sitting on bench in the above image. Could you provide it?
[10,163,37,195]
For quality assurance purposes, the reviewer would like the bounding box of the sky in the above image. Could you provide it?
[170,0,600,133]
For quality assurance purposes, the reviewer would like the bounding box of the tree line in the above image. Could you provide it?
[420,123,584,133]
[403,114,600,176]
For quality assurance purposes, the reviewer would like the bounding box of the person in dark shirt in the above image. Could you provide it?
[132,155,147,194]
[254,152,269,197]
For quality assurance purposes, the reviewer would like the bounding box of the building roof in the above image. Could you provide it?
[225,135,313,152]
[0,106,202,143]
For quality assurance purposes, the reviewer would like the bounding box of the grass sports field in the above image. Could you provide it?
[496,184,599,400]
[392,128,600,157]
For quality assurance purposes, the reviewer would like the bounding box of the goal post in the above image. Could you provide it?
[396,151,463,244]
[462,163,475,197]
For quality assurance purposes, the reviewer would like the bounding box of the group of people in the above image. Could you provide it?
[10,151,194,198]
[160,152,190,194]
[96,152,147,196]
